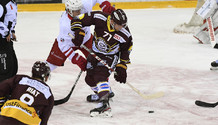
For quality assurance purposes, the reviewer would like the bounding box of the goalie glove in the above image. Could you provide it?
[114,62,127,83]
[71,53,87,71]
[72,29,85,47]
[99,1,115,14]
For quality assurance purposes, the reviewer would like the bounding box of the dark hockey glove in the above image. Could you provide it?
[0,97,6,110]
[71,17,82,31]
[72,29,85,47]
[99,1,116,14]
[114,62,127,83]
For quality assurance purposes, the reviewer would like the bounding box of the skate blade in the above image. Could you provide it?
[90,110,113,117]
[210,67,218,70]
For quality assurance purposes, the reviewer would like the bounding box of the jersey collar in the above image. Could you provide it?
[107,16,115,32]
[68,13,73,20]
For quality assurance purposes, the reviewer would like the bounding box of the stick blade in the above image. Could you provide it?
[141,91,164,100]
[54,90,73,106]
[195,100,218,108]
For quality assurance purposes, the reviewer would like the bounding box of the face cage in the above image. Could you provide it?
[66,8,81,17]
[112,20,127,29]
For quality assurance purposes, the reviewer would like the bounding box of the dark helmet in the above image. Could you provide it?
[111,9,127,26]
[32,61,51,81]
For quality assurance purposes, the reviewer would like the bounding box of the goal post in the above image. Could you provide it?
[173,0,205,34]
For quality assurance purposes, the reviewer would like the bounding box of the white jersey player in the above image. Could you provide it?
[46,0,115,72]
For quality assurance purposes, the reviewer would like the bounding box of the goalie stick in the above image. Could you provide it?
[68,33,164,100]
[54,70,82,106]
[195,100,218,108]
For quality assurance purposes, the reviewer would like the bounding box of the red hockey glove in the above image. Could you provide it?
[72,53,87,71]
[114,62,127,83]
[72,29,85,47]
[99,1,115,14]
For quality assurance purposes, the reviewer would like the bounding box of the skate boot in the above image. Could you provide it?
[86,92,115,102]
[90,100,112,117]
[210,61,218,70]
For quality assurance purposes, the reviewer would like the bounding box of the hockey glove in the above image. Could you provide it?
[72,29,85,47]
[99,1,116,14]
[0,97,6,111]
[72,53,87,71]
[114,62,127,83]
[71,17,82,31]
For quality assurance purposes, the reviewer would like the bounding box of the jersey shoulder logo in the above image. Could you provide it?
[113,34,121,41]
[10,4,13,10]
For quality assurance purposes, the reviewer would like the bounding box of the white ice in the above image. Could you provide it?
[15,8,218,125]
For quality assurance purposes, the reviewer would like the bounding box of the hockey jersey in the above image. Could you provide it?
[77,11,133,63]
[57,0,107,52]
[0,75,54,125]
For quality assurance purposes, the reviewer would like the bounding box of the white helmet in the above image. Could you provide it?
[65,0,83,12]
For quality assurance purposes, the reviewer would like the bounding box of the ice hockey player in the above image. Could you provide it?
[193,0,218,44]
[0,0,18,82]
[46,0,115,102]
[46,0,115,71]
[71,9,133,117]
[0,61,54,125]
[193,0,218,70]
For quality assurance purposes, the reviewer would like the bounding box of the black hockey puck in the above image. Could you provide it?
[148,111,154,113]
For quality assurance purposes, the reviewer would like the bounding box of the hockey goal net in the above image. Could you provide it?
[173,0,205,34]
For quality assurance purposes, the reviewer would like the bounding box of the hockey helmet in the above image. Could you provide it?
[65,0,83,12]
[32,61,51,81]
[111,9,127,27]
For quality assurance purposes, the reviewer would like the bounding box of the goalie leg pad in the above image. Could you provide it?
[194,27,210,44]
[194,10,218,45]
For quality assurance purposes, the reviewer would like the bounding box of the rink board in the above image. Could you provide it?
[17,1,198,12]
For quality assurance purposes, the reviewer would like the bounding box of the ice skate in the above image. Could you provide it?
[210,61,218,70]
[90,100,112,117]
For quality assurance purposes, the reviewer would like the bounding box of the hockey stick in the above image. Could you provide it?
[68,33,164,100]
[54,70,83,106]
[81,44,164,100]
[126,82,164,100]
[195,100,218,108]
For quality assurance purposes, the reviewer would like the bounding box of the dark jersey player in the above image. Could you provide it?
[0,61,54,125]
[71,9,133,117]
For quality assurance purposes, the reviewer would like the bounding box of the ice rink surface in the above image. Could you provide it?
[15,8,218,125]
